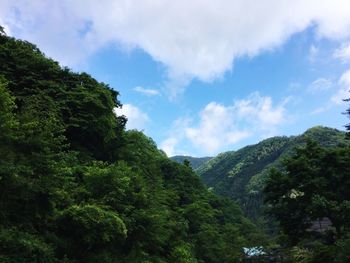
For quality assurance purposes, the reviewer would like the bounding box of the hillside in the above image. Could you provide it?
[196,126,348,220]
[0,31,267,262]
[171,156,212,169]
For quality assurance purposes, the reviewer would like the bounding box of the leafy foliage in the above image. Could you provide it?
[264,139,350,262]
[0,32,264,262]
[196,127,348,220]
[0,34,125,161]
[264,140,350,243]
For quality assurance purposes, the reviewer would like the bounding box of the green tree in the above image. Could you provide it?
[0,31,264,263]
[0,33,126,161]
[56,205,127,261]
[0,227,56,263]
[264,140,350,245]
[346,97,350,135]
[0,25,5,35]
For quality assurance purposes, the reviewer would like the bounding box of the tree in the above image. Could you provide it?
[345,98,350,136]
[0,34,126,161]
[0,32,263,263]
[264,139,350,245]
[56,205,127,261]
[0,25,5,35]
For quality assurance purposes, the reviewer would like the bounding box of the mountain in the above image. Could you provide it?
[196,126,348,220]
[0,30,267,262]
[171,155,212,169]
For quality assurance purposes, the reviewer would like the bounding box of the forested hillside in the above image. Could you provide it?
[197,127,348,220]
[0,31,266,262]
[170,156,212,169]
[195,126,350,261]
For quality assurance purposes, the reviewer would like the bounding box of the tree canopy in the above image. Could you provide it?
[264,138,350,262]
[0,30,265,262]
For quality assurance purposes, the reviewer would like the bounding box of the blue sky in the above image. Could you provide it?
[1,0,350,156]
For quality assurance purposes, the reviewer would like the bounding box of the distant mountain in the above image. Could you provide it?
[171,155,212,169]
[196,126,348,220]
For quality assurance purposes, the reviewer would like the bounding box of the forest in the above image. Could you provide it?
[195,126,348,220]
[0,28,266,263]
[175,128,350,262]
[0,28,349,262]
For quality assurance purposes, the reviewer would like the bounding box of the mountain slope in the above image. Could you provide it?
[197,126,348,219]
[0,30,267,262]
[171,155,212,169]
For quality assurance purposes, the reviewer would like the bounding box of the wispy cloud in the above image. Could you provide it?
[331,69,350,104]
[307,78,333,92]
[310,106,331,115]
[333,43,350,63]
[310,71,350,114]
[133,86,160,96]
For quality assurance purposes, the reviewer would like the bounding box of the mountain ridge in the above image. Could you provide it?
[183,126,347,220]
[170,156,212,169]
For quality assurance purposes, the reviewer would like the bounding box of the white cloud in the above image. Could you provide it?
[161,92,288,155]
[311,106,328,115]
[235,93,288,132]
[160,117,192,156]
[0,17,11,36]
[333,43,350,63]
[185,102,251,153]
[308,78,333,92]
[160,137,178,157]
[331,69,350,104]
[310,71,350,113]
[2,0,350,92]
[133,86,160,96]
[113,104,149,130]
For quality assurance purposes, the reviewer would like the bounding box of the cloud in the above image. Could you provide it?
[133,86,160,96]
[333,43,350,63]
[160,117,192,156]
[308,78,333,92]
[0,17,11,36]
[185,102,251,153]
[310,106,328,115]
[161,92,288,155]
[233,93,287,130]
[331,69,350,104]
[113,104,149,130]
[310,71,350,113]
[160,137,178,157]
[2,0,350,93]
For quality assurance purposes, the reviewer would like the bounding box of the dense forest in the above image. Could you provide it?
[195,126,348,220]
[191,128,350,261]
[1,28,350,263]
[0,30,267,262]
[264,138,350,262]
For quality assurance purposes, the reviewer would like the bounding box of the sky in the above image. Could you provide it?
[1,0,350,157]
